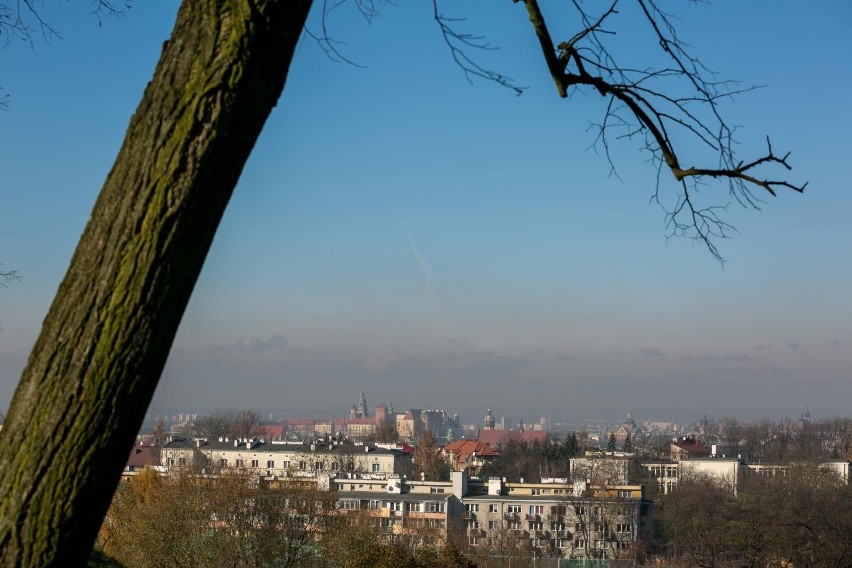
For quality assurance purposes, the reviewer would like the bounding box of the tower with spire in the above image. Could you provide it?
[483,409,495,430]
[356,390,368,418]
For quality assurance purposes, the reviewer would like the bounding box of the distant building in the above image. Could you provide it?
[160,437,411,477]
[482,409,495,430]
[477,428,548,448]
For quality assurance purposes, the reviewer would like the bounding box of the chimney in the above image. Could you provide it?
[234,439,239,447]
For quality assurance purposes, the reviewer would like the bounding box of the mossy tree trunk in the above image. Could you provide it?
[0,1,312,566]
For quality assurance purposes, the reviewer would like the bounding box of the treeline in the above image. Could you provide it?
[479,433,584,482]
[655,464,852,567]
[707,416,852,461]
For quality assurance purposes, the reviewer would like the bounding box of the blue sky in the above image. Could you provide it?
[1,1,850,424]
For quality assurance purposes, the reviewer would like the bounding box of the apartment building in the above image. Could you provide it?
[160,437,411,477]
[327,470,651,560]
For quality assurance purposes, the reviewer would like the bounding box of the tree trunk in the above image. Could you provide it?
[0,1,312,566]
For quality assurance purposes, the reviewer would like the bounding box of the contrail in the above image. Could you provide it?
[385,200,436,300]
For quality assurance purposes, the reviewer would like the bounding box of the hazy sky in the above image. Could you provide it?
[1,1,850,424]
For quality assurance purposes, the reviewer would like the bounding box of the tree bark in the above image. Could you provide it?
[0,1,312,566]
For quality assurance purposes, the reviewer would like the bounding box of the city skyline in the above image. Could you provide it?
[2,2,851,419]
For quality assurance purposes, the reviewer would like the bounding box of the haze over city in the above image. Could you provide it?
[1,1,851,422]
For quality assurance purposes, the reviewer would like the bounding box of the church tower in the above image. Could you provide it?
[483,408,495,430]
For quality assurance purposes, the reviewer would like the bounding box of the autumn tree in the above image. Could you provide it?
[101,468,339,568]
[0,1,804,566]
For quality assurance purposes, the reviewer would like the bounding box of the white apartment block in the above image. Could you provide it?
[160,436,411,477]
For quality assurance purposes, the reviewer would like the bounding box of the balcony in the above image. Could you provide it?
[462,511,477,520]
[525,514,540,522]
[504,512,519,521]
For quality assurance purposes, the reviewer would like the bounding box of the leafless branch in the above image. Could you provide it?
[432,0,525,95]
[0,264,19,288]
[514,0,806,261]
[0,1,127,46]
[303,0,388,68]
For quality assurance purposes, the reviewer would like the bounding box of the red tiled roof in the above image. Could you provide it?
[442,440,499,464]
[259,424,285,437]
[284,419,317,426]
[347,417,376,425]
[127,445,161,468]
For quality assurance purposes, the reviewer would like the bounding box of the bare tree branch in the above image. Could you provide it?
[432,1,525,95]
[0,1,127,46]
[431,0,806,262]
[302,0,386,68]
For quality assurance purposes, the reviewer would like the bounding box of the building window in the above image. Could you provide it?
[178,457,186,467]
[465,504,480,512]
[372,463,380,472]
[427,502,445,513]
[220,459,228,467]
[469,520,479,529]
[267,460,274,469]
[488,520,498,529]
[508,505,522,513]
[531,489,541,496]
[251,459,259,468]
[235,459,244,468]
[405,502,421,512]
[618,490,631,498]
[430,487,445,493]
[282,460,290,469]
[617,523,633,533]
[529,521,543,530]
[298,461,306,470]
[489,504,498,513]
[315,461,324,471]
[508,521,521,530]
[529,505,543,515]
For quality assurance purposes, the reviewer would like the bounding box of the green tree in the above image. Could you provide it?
[0,2,804,566]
